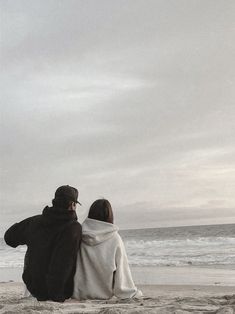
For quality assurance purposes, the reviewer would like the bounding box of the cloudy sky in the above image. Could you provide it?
[1,0,235,235]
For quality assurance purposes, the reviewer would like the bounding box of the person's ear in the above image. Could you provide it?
[68,201,74,210]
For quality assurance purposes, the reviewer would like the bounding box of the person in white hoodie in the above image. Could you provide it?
[73,199,142,300]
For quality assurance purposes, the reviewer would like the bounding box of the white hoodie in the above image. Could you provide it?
[73,218,142,300]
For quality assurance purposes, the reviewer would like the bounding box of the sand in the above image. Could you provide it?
[1,266,235,313]
[0,282,234,314]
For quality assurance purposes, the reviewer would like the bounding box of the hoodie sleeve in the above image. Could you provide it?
[46,222,82,302]
[113,235,142,299]
[4,217,32,247]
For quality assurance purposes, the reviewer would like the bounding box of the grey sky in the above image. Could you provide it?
[1,0,235,235]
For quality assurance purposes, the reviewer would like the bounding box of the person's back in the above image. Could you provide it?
[73,199,142,300]
[4,185,82,302]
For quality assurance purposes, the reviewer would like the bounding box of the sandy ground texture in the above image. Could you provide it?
[0,282,235,314]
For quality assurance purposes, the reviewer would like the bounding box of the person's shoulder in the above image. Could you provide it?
[31,214,43,221]
[19,214,42,225]
[111,231,124,246]
[66,220,82,236]
[115,232,129,252]
[71,220,82,228]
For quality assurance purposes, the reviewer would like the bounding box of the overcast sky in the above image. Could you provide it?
[1,0,235,235]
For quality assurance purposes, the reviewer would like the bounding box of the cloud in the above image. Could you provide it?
[1,0,235,235]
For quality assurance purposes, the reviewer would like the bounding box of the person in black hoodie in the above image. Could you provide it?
[4,185,82,302]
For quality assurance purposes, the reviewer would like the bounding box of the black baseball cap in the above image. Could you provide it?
[54,185,81,205]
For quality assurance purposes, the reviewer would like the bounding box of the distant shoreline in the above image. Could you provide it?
[119,222,235,232]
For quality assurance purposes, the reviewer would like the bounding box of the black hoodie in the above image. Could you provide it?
[4,206,82,302]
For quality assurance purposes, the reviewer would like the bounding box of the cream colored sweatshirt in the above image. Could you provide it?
[73,218,142,300]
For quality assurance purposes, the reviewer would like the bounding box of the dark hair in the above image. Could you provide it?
[88,199,114,224]
[52,197,72,209]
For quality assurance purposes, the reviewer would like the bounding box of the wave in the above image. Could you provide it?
[124,237,235,267]
[1,237,235,268]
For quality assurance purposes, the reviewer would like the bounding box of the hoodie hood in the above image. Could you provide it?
[82,218,119,246]
[42,206,77,226]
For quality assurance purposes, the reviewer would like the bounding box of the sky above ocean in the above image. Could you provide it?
[0,0,235,235]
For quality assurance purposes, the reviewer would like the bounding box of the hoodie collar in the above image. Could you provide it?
[42,206,77,225]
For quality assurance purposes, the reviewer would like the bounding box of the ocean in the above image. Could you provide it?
[120,224,235,269]
[1,223,235,270]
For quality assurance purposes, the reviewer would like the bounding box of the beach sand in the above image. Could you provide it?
[0,266,235,313]
[0,282,235,314]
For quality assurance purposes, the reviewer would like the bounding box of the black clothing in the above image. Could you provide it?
[4,206,82,302]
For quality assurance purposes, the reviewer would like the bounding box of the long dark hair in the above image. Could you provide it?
[88,199,114,224]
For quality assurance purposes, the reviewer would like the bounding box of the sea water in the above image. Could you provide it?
[120,224,235,269]
[1,224,235,270]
